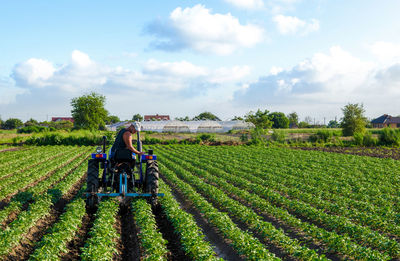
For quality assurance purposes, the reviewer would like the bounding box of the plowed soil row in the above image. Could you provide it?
[295,146,400,160]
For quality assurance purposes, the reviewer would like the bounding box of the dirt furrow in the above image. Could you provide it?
[115,203,140,261]
[161,175,244,261]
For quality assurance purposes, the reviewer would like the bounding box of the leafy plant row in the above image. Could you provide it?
[132,198,169,260]
[28,186,87,260]
[158,149,327,261]
[81,199,119,261]
[0,147,86,201]
[158,179,221,260]
[177,146,400,239]
[163,146,389,260]
[0,156,89,257]
[0,151,89,226]
[158,162,280,261]
[170,145,400,258]
[0,145,72,182]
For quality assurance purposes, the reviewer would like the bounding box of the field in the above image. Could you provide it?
[0,144,400,260]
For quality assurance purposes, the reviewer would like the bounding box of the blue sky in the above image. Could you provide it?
[1,0,400,122]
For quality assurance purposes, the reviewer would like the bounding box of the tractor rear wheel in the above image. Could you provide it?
[87,159,99,193]
[145,160,159,205]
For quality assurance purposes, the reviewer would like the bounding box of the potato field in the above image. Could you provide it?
[0,144,400,260]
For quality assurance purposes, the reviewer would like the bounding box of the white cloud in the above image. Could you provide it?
[146,4,264,55]
[13,58,55,87]
[0,79,27,105]
[224,0,264,9]
[369,41,400,64]
[273,15,319,35]
[143,59,207,78]
[234,46,400,118]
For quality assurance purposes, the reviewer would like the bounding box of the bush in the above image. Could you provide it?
[353,132,378,146]
[17,125,48,134]
[271,130,286,143]
[308,130,340,143]
[240,133,249,142]
[197,133,215,142]
[379,128,400,146]
[25,130,114,146]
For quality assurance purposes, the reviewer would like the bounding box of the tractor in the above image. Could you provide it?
[85,128,164,209]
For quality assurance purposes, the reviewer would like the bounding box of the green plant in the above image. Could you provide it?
[379,127,400,146]
[271,129,286,143]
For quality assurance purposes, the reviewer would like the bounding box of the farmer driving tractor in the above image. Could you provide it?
[110,122,145,163]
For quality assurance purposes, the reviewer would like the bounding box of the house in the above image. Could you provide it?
[51,117,74,123]
[371,114,400,128]
[144,114,170,121]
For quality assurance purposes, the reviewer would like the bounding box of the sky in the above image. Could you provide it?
[1,0,400,123]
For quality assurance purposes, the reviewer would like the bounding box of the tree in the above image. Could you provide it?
[24,118,39,126]
[244,109,272,129]
[298,121,311,128]
[71,92,108,130]
[106,115,120,125]
[175,116,190,121]
[327,120,340,128]
[193,112,221,121]
[0,118,3,129]
[231,116,244,121]
[341,103,367,136]
[287,112,298,126]
[132,114,143,122]
[3,118,23,129]
[269,112,290,128]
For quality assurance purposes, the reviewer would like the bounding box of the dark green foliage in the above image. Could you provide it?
[269,112,289,129]
[106,115,120,124]
[193,112,221,121]
[132,114,143,122]
[327,120,340,128]
[341,103,367,136]
[379,128,400,146]
[353,132,378,147]
[232,116,244,121]
[71,92,108,130]
[17,125,48,134]
[240,133,249,142]
[197,133,215,142]
[298,121,311,128]
[175,116,190,121]
[3,118,23,129]
[287,112,299,126]
[245,109,272,129]
[25,131,114,146]
[24,118,39,127]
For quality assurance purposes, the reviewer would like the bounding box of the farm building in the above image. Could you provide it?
[371,114,400,128]
[106,120,254,133]
[144,114,170,121]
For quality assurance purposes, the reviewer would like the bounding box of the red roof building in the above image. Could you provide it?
[144,114,170,121]
[51,117,74,123]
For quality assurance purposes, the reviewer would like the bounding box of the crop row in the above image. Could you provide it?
[132,198,169,260]
[158,161,279,260]
[162,146,389,260]
[0,146,87,200]
[28,186,87,260]
[158,148,328,260]
[0,150,90,227]
[174,146,400,239]
[0,155,89,257]
[158,179,221,260]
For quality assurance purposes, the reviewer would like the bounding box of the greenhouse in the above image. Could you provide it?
[107,120,254,133]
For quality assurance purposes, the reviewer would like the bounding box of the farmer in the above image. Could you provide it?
[110,122,145,164]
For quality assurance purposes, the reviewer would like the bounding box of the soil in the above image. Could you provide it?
[161,175,245,261]
[152,203,190,261]
[115,203,140,261]
[294,146,400,160]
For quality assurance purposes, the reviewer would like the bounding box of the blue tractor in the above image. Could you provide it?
[86,130,164,209]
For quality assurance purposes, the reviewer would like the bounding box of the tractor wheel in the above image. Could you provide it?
[145,160,159,205]
[86,184,99,211]
[87,159,99,193]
